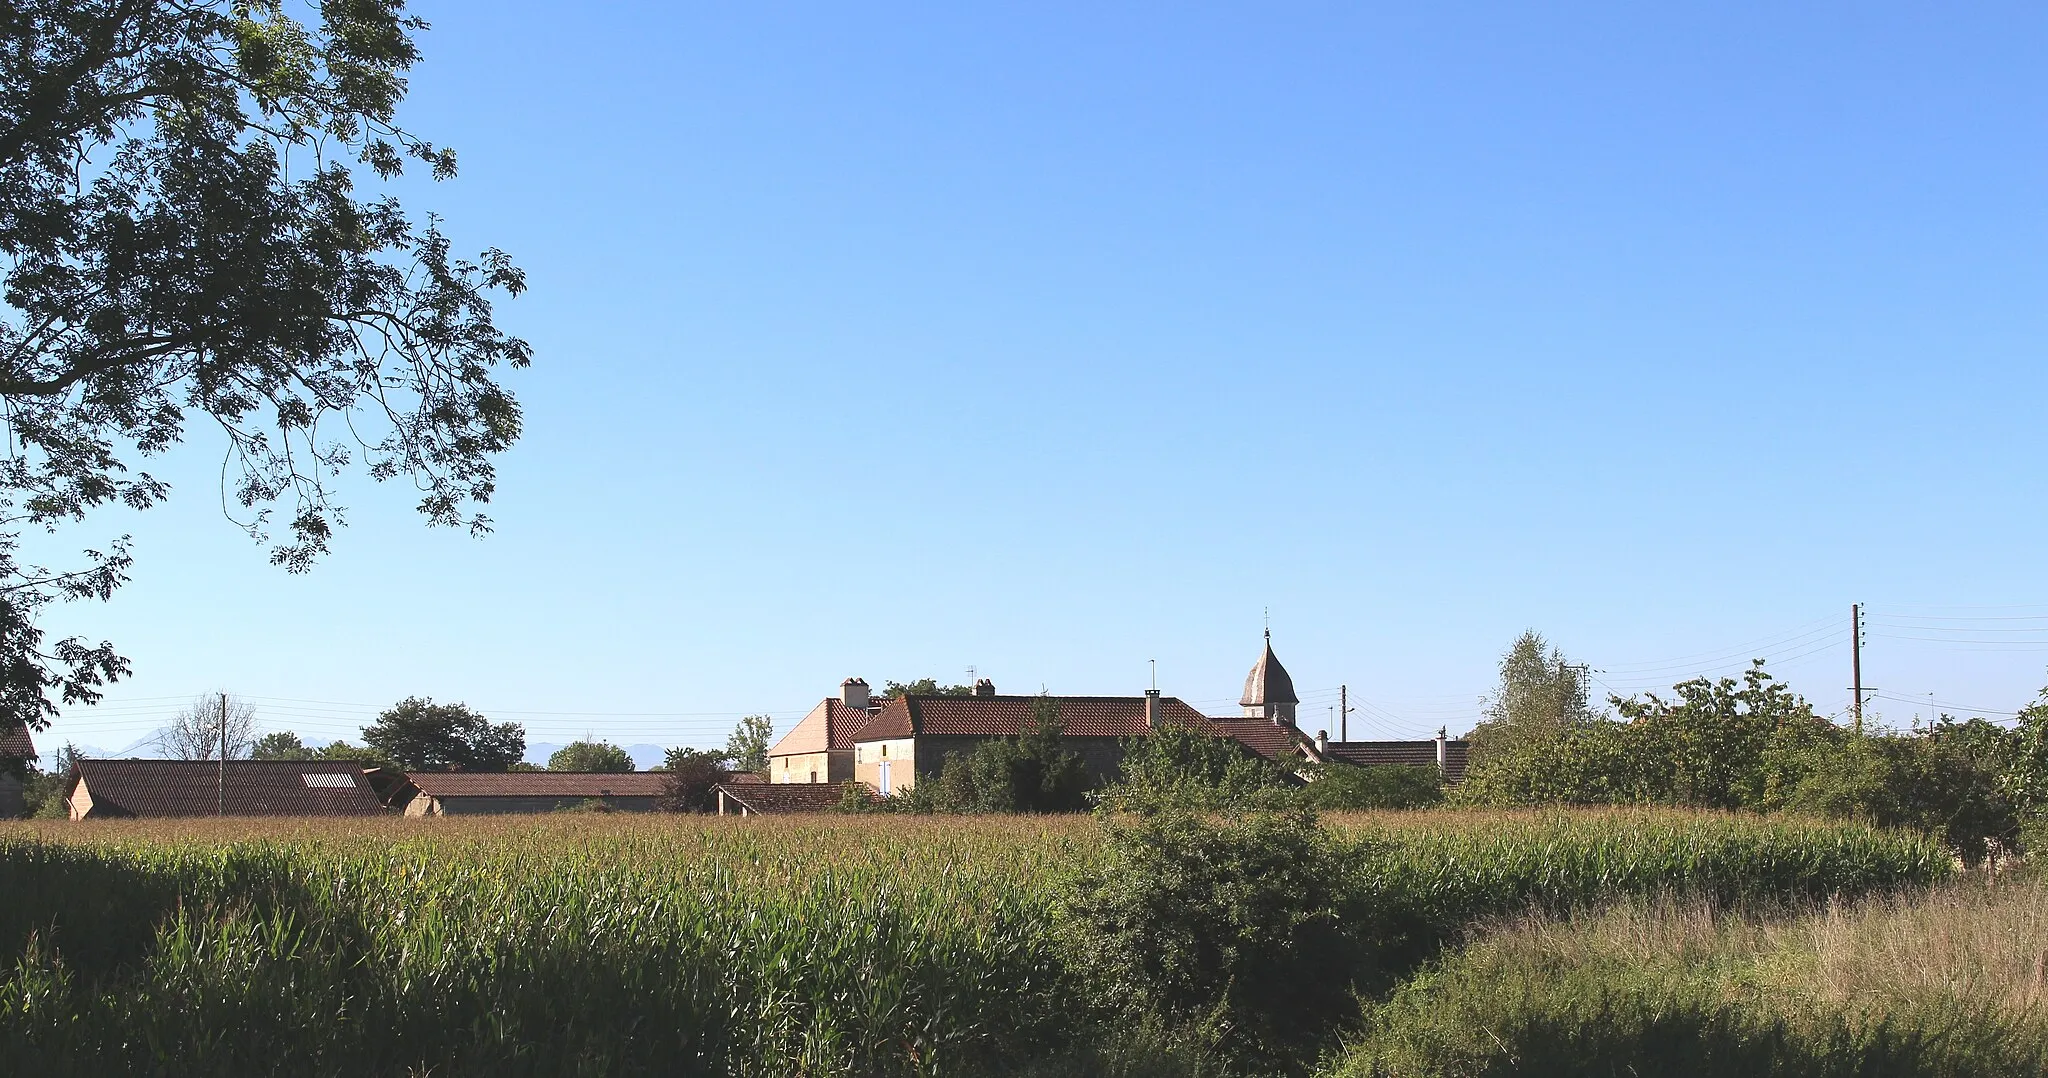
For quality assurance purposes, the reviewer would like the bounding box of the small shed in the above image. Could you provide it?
[402,771,669,815]
[715,781,857,816]
[68,759,384,819]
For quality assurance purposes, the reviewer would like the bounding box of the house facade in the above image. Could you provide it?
[766,678,877,784]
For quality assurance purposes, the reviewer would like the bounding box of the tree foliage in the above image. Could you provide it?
[1464,630,1603,770]
[361,696,521,772]
[1095,718,1289,814]
[547,739,633,773]
[880,678,973,699]
[723,714,773,774]
[1297,762,1444,811]
[905,697,1091,813]
[657,747,727,813]
[0,0,529,731]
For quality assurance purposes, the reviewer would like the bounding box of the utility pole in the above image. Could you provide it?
[1851,603,1863,736]
[1339,684,1353,743]
[218,691,228,816]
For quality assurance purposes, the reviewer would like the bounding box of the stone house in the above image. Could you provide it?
[765,678,878,785]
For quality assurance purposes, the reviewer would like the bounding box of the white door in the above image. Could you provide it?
[878,760,892,795]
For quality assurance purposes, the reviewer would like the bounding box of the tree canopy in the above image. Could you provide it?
[361,697,522,772]
[548,740,633,773]
[0,0,529,730]
[723,714,773,774]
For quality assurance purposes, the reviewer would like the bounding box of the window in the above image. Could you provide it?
[880,744,888,758]
[809,770,817,783]
[301,773,354,789]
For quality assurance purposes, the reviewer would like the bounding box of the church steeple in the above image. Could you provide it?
[1240,628,1300,726]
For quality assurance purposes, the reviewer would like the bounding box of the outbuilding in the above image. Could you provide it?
[401,771,669,815]
[66,759,385,819]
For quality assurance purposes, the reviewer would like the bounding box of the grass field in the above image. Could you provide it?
[0,809,1956,1076]
[1339,869,2048,1077]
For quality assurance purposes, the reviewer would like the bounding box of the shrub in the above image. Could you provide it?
[1298,763,1444,810]
[1095,719,1290,813]
[1060,807,1366,1071]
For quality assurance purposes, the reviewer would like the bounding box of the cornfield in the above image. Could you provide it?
[0,810,1951,1076]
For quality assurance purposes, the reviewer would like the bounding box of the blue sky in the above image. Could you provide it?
[34,2,2048,756]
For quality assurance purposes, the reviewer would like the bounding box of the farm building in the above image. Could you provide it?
[66,759,384,819]
[0,723,34,818]
[401,771,670,815]
[765,678,878,784]
[714,781,856,816]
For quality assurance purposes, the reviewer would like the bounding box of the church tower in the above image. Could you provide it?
[1240,629,1301,726]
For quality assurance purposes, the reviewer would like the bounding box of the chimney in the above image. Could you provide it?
[1144,688,1162,728]
[973,678,996,697]
[1435,726,1448,772]
[841,678,870,711]
[1315,729,1328,755]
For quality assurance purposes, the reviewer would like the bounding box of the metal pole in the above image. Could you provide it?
[1339,684,1347,742]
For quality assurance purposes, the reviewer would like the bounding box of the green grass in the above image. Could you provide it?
[1335,871,2048,1077]
[0,810,1954,1076]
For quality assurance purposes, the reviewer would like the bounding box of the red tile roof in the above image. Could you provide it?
[855,694,1222,740]
[405,771,670,799]
[1325,740,1470,784]
[1209,717,1317,761]
[715,782,858,815]
[768,699,879,756]
[74,760,384,817]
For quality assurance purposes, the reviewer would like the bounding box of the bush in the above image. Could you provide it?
[1095,720,1291,814]
[1298,763,1444,810]
[1061,807,1367,1071]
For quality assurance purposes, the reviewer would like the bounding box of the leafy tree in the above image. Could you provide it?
[18,740,81,818]
[881,678,973,698]
[657,747,728,813]
[1297,763,1444,810]
[1464,631,1603,769]
[156,692,256,760]
[0,0,530,734]
[548,739,633,772]
[1619,662,1818,809]
[723,714,774,774]
[251,731,310,760]
[361,697,522,772]
[312,740,395,768]
[1097,718,1289,813]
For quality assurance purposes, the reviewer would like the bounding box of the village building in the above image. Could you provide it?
[0,723,34,818]
[400,771,671,815]
[850,682,1223,794]
[66,759,385,819]
[714,781,857,816]
[765,678,878,784]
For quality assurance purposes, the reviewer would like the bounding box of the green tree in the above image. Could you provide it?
[881,678,974,698]
[1619,661,1818,809]
[548,740,633,772]
[1098,718,1288,813]
[1464,631,1602,769]
[657,747,728,813]
[362,697,522,772]
[251,731,311,760]
[917,697,1090,813]
[0,0,529,733]
[723,714,774,774]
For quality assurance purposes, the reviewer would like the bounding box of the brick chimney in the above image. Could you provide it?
[1435,726,1448,773]
[1315,729,1328,755]
[972,678,996,697]
[1144,688,1162,728]
[841,678,870,711]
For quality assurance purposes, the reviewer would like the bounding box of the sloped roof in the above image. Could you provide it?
[406,771,669,798]
[74,760,383,817]
[767,698,876,757]
[716,782,856,814]
[0,724,33,766]
[1209,717,1317,761]
[855,694,1219,740]
[1325,740,1471,784]
[1240,632,1300,707]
